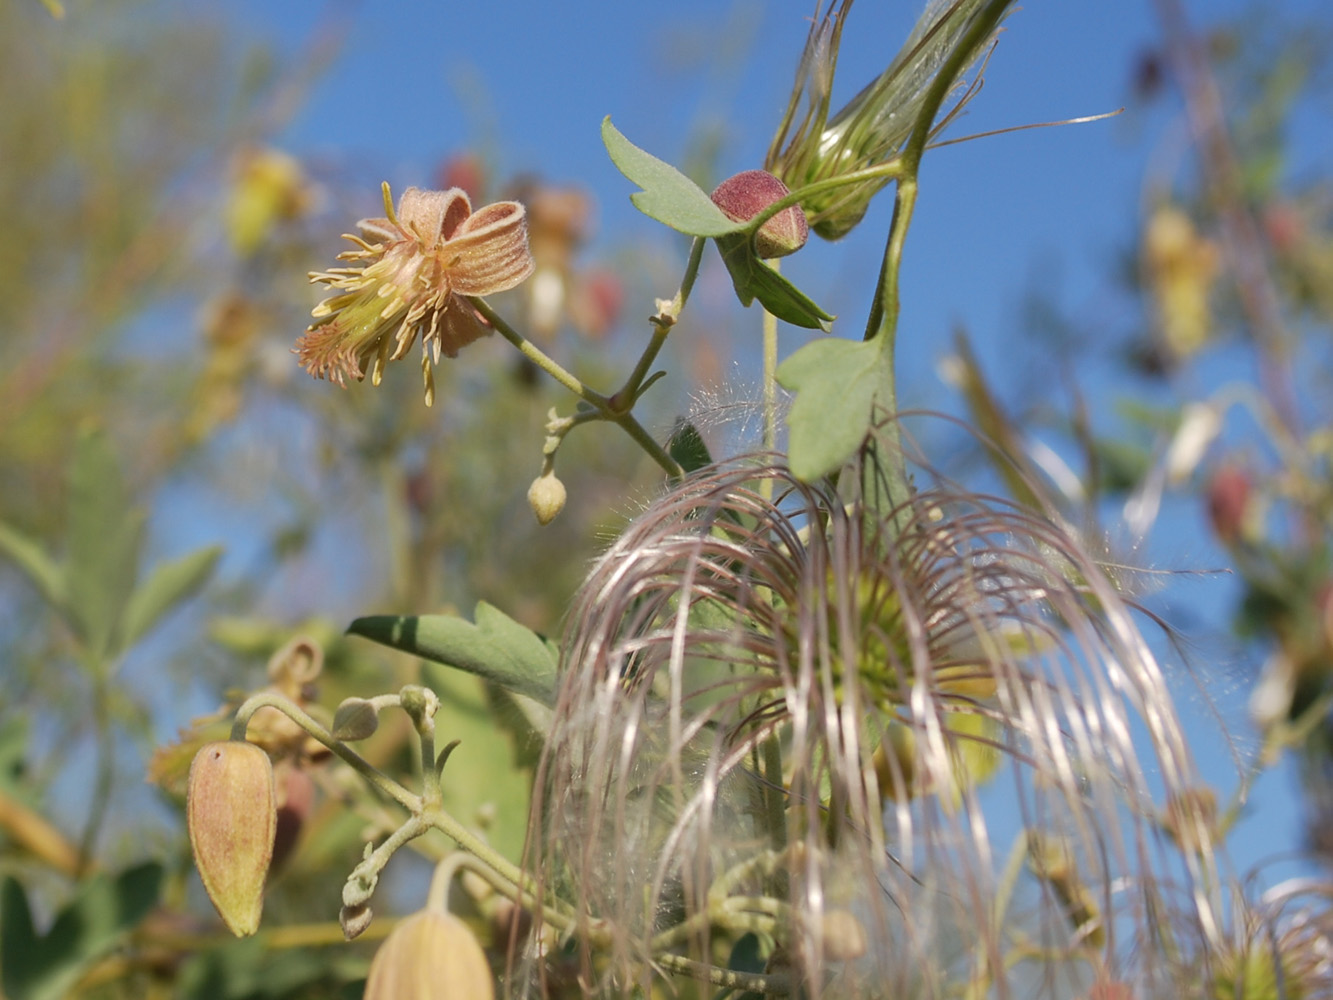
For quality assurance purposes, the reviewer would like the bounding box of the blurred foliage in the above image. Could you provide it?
[0,0,670,996]
[947,2,1333,869]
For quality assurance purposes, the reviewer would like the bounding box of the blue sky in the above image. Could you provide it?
[214,0,1331,883]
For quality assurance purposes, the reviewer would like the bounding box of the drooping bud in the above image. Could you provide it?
[364,909,495,1000]
[186,740,277,936]
[340,902,374,940]
[527,472,567,526]
[710,170,809,259]
[332,697,380,741]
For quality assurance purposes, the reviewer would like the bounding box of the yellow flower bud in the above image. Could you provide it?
[186,740,277,937]
[364,910,495,1000]
[527,472,567,526]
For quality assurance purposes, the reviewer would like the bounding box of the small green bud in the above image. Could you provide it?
[364,909,495,1000]
[187,740,276,937]
[332,697,380,741]
[527,472,567,526]
[710,170,809,259]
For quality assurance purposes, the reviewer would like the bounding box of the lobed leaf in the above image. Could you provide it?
[777,337,886,481]
[65,429,144,663]
[601,117,743,238]
[122,544,223,649]
[0,520,64,610]
[348,601,559,707]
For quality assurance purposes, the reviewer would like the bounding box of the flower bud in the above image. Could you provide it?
[340,902,374,940]
[819,909,868,961]
[271,765,315,873]
[527,472,567,526]
[710,170,809,259]
[187,740,277,936]
[1207,464,1252,546]
[364,909,495,1000]
[332,697,380,741]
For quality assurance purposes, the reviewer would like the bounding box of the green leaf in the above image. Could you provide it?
[1,863,163,1000]
[1,878,40,998]
[348,601,559,707]
[777,338,885,481]
[601,117,743,238]
[121,544,223,649]
[0,520,64,610]
[65,429,144,663]
[349,602,557,862]
[714,233,834,331]
[667,419,712,475]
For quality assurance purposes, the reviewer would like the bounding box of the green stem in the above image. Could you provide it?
[859,0,1014,524]
[763,280,780,457]
[750,158,905,236]
[470,297,685,479]
[77,669,115,873]
[655,953,791,995]
[614,236,706,403]
[232,693,418,811]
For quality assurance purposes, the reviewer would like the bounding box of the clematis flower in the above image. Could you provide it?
[526,443,1231,997]
[295,183,534,405]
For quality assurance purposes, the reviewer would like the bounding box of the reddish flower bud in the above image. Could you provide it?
[187,740,277,936]
[1206,464,1252,546]
[710,169,809,259]
[271,764,315,873]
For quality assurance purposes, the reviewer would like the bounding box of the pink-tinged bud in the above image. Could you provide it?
[710,169,809,259]
[1206,464,1252,546]
[186,740,277,937]
[364,909,495,1000]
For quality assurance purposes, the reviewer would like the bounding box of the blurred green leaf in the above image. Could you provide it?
[947,332,1046,510]
[601,117,743,238]
[667,419,712,475]
[0,716,29,796]
[1,862,163,1000]
[348,601,559,707]
[777,337,885,481]
[121,544,223,649]
[0,520,64,610]
[715,233,835,331]
[177,933,357,1000]
[65,429,144,664]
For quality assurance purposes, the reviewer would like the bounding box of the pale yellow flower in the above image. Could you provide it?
[296,184,534,404]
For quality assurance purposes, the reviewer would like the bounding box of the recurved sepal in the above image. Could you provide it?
[187,739,277,936]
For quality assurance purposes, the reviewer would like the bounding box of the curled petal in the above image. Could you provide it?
[443,201,536,296]
[433,295,491,358]
[397,186,472,245]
